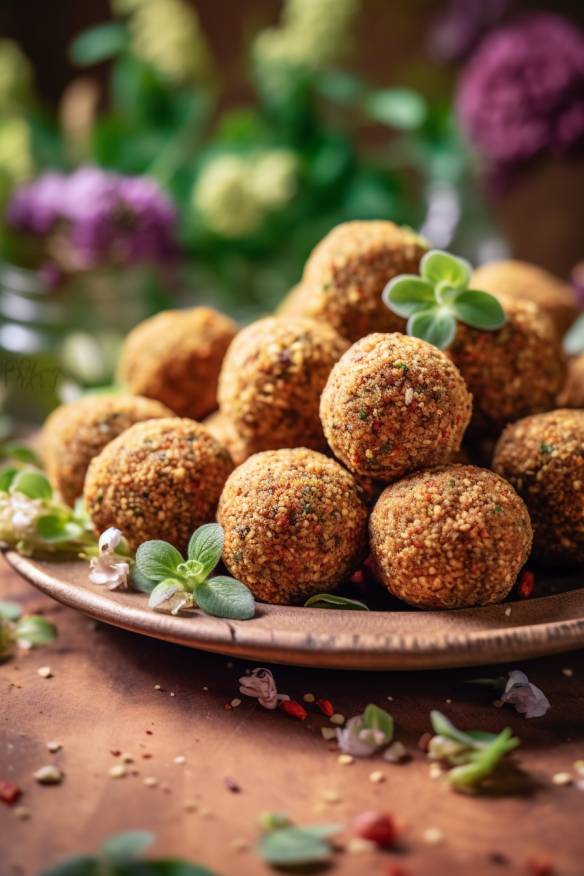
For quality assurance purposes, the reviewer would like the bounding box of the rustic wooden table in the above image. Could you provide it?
[1,555,583,876]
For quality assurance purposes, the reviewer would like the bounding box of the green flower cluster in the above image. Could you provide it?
[0,40,34,209]
[122,0,214,84]
[0,39,33,114]
[254,0,359,72]
[193,150,298,239]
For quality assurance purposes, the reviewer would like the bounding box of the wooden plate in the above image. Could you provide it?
[4,549,584,670]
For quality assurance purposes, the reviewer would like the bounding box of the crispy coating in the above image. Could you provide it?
[369,464,533,609]
[203,410,250,466]
[217,448,368,604]
[320,333,472,481]
[557,355,584,408]
[116,307,238,419]
[493,409,584,563]
[40,394,172,506]
[472,260,579,337]
[448,296,566,437]
[293,221,426,342]
[84,418,233,552]
[218,316,349,453]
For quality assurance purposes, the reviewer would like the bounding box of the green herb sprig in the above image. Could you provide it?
[383,249,506,350]
[134,523,255,620]
[564,313,584,356]
[257,813,341,868]
[0,600,57,660]
[304,593,369,611]
[41,830,217,876]
[428,710,520,793]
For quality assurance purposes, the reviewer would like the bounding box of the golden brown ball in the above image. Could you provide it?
[116,307,238,419]
[320,333,472,481]
[493,409,584,564]
[369,465,533,609]
[84,418,233,552]
[203,410,250,466]
[218,316,348,453]
[40,394,172,506]
[448,296,566,437]
[294,221,427,342]
[472,259,579,337]
[557,355,584,408]
[217,448,368,604]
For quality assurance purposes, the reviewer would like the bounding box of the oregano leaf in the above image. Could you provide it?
[564,313,584,356]
[36,515,84,544]
[258,825,340,867]
[196,576,255,620]
[11,470,53,500]
[136,540,183,582]
[187,524,224,577]
[148,579,184,611]
[382,276,435,318]
[304,594,369,611]
[15,615,57,647]
[0,600,22,621]
[0,467,18,492]
[452,290,506,330]
[101,831,154,864]
[363,703,394,740]
[407,308,457,350]
[421,250,471,290]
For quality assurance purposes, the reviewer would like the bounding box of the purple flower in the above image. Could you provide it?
[6,167,178,272]
[428,0,513,63]
[457,14,584,177]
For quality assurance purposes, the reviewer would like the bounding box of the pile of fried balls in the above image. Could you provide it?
[40,221,584,611]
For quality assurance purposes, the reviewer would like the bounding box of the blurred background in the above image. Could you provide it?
[0,0,583,426]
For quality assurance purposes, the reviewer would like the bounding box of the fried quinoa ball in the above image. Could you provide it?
[217,448,368,604]
[472,260,580,337]
[116,307,238,420]
[40,394,173,506]
[320,333,472,481]
[557,355,584,408]
[84,418,233,552]
[493,409,584,564]
[294,221,427,342]
[218,316,349,453]
[203,410,250,466]
[369,465,533,609]
[448,296,566,437]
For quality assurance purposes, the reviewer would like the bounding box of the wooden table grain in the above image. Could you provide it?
[1,555,583,876]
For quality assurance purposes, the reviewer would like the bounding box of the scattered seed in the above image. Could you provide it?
[184,801,198,813]
[33,765,63,785]
[170,692,175,697]
[322,789,340,804]
[445,698,452,704]
[429,763,443,779]
[46,741,62,753]
[108,765,126,779]
[321,727,337,741]
[552,772,572,786]
[352,810,398,848]
[338,754,354,766]
[423,827,444,845]
[225,777,241,793]
[504,607,512,617]
[230,698,242,708]
[143,776,159,788]
[154,684,161,690]
[369,770,385,784]
[562,668,574,678]
[14,805,30,820]
[174,755,186,765]
[303,693,315,703]
[0,782,22,805]
[347,837,376,854]
[317,698,334,717]
[230,838,249,852]
[574,760,584,775]
[386,696,393,702]
[121,753,134,764]
[330,713,345,726]
[37,666,52,679]
[383,741,408,763]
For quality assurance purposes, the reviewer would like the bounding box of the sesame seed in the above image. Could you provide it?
[552,772,572,786]
[46,741,62,753]
[230,698,242,708]
[347,837,376,854]
[322,789,340,803]
[33,765,63,785]
[303,693,316,703]
[37,666,52,679]
[174,755,186,765]
[423,827,444,845]
[108,765,126,779]
[429,763,443,779]
[14,806,30,820]
[143,776,159,788]
[338,754,354,766]
[369,770,385,784]
[321,727,337,741]
[330,713,345,725]
[562,668,574,678]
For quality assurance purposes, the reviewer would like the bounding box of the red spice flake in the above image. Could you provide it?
[224,776,241,793]
[0,782,22,806]
[525,859,555,876]
[141,753,152,759]
[145,730,153,735]
[418,732,432,753]
[350,569,365,586]
[518,570,535,599]
[384,866,411,876]
[280,700,307,721]
[110,750,121,757]
[352,811,398,849]
[317,698,334,718]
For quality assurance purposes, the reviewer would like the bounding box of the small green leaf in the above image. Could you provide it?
[304,594,369,611]
[448,728,520,793]
[363,703,394,740]
[15,615,57,646]
[187,524,224,577]
[382,276,435,318]
[365,88,426,130]
[430,711,483,749]
[564,313,584,356]
[131,566,158,594]
[70,22,128,66]
[101,830,154,864]
[316,70,365,105]
[148,579,184,611]
[136,540,184,582]
[258,825,340,867]
[0,600,22,621]
[0,442,40,465]
[40,854,101,876]
[36,515,84,544]
[196,576,255,620]
[421,250,471,290]
[452,290,506,330]
[407,308,457,350]
[0,467,18,492]
[11,470,53,500]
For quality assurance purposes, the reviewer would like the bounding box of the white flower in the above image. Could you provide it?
[238,667,290,709]
[501,670,550,719]
[337,715,390,757]
[0,493,43,545]
[89,528,129,590]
